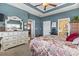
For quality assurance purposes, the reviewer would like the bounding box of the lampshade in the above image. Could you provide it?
[28,21,32,24]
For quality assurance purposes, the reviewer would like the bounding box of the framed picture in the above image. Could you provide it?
[52,22,56,27]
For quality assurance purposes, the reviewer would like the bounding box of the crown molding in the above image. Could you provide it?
[7,3,79,17]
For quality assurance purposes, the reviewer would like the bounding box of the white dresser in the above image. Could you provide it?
[0,31,30,51]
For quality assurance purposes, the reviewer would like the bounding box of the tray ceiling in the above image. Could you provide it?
[29,3,66,13]
[7,3,79,17]
[25,3,75,13]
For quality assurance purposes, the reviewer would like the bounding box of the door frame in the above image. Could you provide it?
[58,18,70,36]
[28,19,35,38]
[43,21,51,36]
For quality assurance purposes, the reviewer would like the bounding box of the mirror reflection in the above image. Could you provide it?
[0,13,23,32]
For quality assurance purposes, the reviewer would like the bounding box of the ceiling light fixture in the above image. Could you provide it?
[42,3,48,7]
[34,3,57,10]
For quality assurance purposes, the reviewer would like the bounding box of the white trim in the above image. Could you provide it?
[7,3,43,17]
[7,3,79,17]
[5,16,23,31]
[58,18,70,36]
[42,4,79,17]
[28,19,35,37]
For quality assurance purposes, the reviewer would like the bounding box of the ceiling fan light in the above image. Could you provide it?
[42,3,48,7]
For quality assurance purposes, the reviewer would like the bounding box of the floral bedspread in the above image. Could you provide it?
[30,35,79,56]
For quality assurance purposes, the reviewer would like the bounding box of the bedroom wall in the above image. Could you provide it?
[28,14,43,36]
[41,8,79,35]
[0,3,42,35]
[1,3,79,36]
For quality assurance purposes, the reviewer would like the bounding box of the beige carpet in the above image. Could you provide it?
[0,43,32,56]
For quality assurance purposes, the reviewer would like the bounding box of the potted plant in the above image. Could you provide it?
[70,16,79,34]
[70,16,79,23]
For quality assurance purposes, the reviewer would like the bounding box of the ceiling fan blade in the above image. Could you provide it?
[44,6,47,10]
[49,3,57,7]
[34,3,42,7]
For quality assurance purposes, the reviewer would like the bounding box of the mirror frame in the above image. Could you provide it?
[5,16,23,31]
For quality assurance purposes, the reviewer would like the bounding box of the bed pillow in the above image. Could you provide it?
[66,33,78,42]
[72,37,79,45]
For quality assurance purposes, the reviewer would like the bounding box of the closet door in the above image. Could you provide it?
[43,21,51,36]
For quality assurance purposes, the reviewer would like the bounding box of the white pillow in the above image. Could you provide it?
[72,37,79,45]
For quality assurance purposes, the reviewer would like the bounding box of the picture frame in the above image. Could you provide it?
[52,22,56,27]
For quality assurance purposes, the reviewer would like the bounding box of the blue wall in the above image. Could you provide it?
[0,4,28,22]
[28,14,42,35]
[0,3,42,35]
[41,8,79,34]
[0,3,79,35]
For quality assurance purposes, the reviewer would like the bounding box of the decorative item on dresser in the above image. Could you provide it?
[70,16,79,34]
[0,31,30,51]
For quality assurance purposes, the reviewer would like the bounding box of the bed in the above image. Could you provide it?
[30,35,79,56]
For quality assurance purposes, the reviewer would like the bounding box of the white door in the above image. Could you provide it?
[43,21,51,36]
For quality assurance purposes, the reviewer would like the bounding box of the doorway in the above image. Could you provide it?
[28,20,35,38]
[58,18,70,37]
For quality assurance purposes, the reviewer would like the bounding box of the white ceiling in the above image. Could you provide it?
[7,3,79,17]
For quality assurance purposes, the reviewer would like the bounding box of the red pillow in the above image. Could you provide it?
[66,33,78,42]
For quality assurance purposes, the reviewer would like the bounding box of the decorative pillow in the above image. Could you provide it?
[66,33,78,42]
[72,37,79,45]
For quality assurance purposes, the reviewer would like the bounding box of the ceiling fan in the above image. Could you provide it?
[34,3,57,10]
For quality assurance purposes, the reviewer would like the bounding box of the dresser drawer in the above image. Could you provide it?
[1,36,16,43]
[1,37,9,43]
[17,39,25,45]
[2,40,17,50]
[1,42,11,50]
[10,40,17,47]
